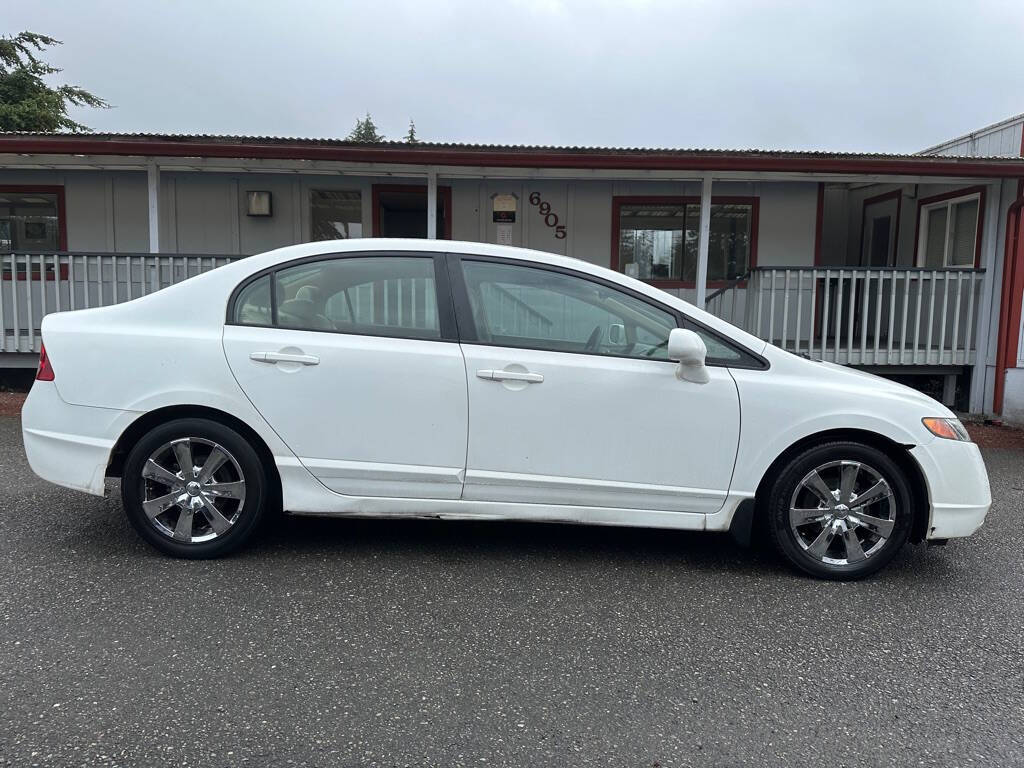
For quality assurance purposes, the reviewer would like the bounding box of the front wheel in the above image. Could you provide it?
[121,418,268,558]
[767,441,914,580]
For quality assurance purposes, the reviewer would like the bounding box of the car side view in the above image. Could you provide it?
[21,239,992,579]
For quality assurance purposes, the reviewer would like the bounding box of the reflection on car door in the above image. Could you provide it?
[450,255,741,515]
[223,253,468,499]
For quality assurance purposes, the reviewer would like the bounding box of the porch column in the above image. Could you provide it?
[426,168,437,240]
[147,162,160,253]
[695,174,713,306]
[969,180,1004,414]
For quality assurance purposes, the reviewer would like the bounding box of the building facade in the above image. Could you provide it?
[2,119,1023,421]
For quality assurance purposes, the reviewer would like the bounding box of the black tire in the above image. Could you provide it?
[767,441,913,580]
[121,418,268,558]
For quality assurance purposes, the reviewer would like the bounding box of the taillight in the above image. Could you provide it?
[36,343,55,381]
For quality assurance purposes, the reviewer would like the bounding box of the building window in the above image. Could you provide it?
[916,189,983,268]
[310,190,362,241]
[614,197,757,284]
[0,188,63,253]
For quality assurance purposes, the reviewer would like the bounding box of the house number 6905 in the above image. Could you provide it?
[528,192,567,239]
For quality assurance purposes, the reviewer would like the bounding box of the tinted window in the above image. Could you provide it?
[233,275,272,326]
[273,256,440,339]
[232,257,442,339]
[461,260,676,360]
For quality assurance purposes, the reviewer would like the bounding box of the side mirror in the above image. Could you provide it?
[607,323,626,346]
[667,328,710,383]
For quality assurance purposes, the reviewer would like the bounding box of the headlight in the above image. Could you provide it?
[922,417,972,442]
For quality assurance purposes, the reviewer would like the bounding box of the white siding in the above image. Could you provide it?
[921,116,1023,158]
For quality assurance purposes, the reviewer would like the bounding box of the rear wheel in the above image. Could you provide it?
[121,418,267,558]
[767,441,913,580]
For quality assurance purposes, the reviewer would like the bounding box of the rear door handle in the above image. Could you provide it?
[476,369,544,383]
[250,352,320,366]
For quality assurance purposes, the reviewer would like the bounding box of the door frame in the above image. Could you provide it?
[994,184,1024,414]
[859,189,901,267]
[371,184,453,239]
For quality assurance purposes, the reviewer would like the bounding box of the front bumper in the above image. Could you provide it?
[21,381,137,496]
[910,438,992,539]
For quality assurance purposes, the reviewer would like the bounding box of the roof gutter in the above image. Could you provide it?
[3,138,1024,179]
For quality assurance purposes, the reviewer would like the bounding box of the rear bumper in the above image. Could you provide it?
[910,439,992,540]
[21,382,136,496]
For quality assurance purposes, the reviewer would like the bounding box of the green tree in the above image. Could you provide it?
[404,118,419,144]
[346,112,385,142]
[0,31,109,132]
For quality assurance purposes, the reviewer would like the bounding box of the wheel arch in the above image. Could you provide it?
[105,404,282,508]
[751,428,931,544]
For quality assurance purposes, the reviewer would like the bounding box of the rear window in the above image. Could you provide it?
[233,275,271,326]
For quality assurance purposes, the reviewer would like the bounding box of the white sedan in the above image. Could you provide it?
[22,239,991,579]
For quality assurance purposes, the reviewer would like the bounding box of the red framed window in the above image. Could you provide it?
[611,196,758,287]
[914,186,986,269]
[0,185,67,280]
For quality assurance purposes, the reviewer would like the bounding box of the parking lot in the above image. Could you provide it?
[1,405,1023,768]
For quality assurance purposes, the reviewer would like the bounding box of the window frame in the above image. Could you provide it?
[226,251,459,343]
[0,185,67,281]
[447,252,767,369]
[914,186,986,269]
[610,195,759,288]
[308,188,364,242]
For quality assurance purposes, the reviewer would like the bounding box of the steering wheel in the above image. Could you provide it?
[584,324,603,353]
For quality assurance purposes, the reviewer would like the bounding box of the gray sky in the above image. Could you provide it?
[7,0,1024,153]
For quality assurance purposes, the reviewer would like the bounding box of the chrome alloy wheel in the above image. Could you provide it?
[140,437,246,544]
[788,460,896,566]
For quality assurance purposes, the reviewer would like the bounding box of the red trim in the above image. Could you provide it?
[994,193,1024,414]
[911,185,987,268]
[858,189,902,266]
[370,184,453,239]
[4,136,1024,178]
[0,184,67,251]
[813,182,825,266]
[610,195,759,288]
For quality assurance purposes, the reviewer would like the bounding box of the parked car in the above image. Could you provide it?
[21,239,991,579]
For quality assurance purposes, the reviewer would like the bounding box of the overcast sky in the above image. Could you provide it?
[7,0,1024,153]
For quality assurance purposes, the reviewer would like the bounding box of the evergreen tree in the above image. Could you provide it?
[346,112,385,142]
[404,118,419,144]
[0,31,109,132]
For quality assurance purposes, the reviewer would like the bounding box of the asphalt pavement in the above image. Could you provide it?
[1,414,1022,767]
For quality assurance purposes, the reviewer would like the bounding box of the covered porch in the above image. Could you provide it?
[1,134,1021,412]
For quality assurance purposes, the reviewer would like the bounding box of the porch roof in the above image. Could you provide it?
[3,132,1024,178]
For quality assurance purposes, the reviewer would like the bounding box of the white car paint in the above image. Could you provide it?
[22,239,991,543]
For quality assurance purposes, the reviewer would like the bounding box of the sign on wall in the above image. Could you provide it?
[492,194,517,223]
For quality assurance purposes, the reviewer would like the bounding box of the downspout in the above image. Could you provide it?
[993,181,1024,415]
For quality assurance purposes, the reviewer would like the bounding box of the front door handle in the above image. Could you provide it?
[476,369,544,383]
[251,352,320,366]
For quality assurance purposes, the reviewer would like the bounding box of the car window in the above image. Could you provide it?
[682,319,746,365]
[233,275,272,326]
[460,260,676,360]
[235,256,441,340]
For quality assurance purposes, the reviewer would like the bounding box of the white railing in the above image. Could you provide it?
[705,266,986,367]
[1,252,242,354]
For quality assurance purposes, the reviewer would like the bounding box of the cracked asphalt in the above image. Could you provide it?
[1,412,1023,767]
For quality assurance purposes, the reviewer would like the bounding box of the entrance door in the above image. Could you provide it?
[861,192,901,267]
[450,255,742,515]
[223,252,467,499]
[373,184,452,238]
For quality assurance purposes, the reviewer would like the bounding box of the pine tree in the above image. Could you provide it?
[0,31,109,132]
[404,118,419,144]
[346,113,385,143]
